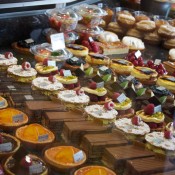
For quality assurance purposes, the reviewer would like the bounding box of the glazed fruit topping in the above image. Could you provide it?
[20,156,32,168]
[76,88,84,96]
[82,40,99,53]
[164,130,173,139]
[48,75,56,83]
[22,62,31,70]
[4,52,13,59]
[89,81,97,89]
[131,115,141,126]
[144,103,155,115]
[104,101,114,110]
[66,57,86,66]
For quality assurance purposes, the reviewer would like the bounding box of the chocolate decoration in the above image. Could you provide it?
[125,87,137,100]
[13,146,28,162]
[66,44,84,50]
[148,96,161,106]
[140,68,154,75]
[98,66,112,75]
[89,53,106,60]
[66,57,86,66]
[113,60,128,65]
[110,82,123,92]
[17,39,35,48]
[74,68,85,77]
[150,85,172,97]
[92,75,104,83]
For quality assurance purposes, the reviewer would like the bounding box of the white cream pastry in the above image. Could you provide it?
[97,31,120,43]
[169,48,175,61]
[122,36,145,50]
[158,25,175,38]
[0,54,18,66]
[115,118,150,135]
[136,20,156,32]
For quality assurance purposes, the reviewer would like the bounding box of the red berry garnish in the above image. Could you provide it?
[89,82,97,89]
[138,56,143,62]
[89,94,98,102]
[144,103,155,115]
[43,58,48,66]
[99,95,106,101]
[147,60,154,66]
[133,60,138,66]
[4,52,13,59]
[157,69,164,75]
[164,130,173,139]
[172,71,175,77]
[20,156,32,168]
[66,84,75,90]
[22,62,31,70]
[149,64,155,69]
[0,134,3,144]
[112,93,120,101]
[59,69,65,76]
[48,75,56,83]
[90,41,99,53]
[82,40,92,51]
[76,88,84,96]
[148,122,158,129]
[104,101,114,110]
[158,63,164,70]
[129,55,135,62]
[138,60,144,66]
[131,115,141,126]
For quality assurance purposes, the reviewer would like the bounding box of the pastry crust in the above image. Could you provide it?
[35,63,58,74]
[12,42,31,55]
[107,22,126,35]
[158,25,175,39]
[126,27,144,39]
[144,30,161,45]
[63,62,89,71]
[164,38,175,49]
[136,20,156,32]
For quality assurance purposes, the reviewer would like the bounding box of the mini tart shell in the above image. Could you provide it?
[110,59,133,75]
[0,133,20,159]
[156,75,175,94]
[74,165,116,175]
[44,146,86,171]
[0,96,8,109]
[8,73,36,83]
[11,42,32,55]
[4,154,48,175]
[55,75,78,84]
[35,63,58,74]
[66,44,89,57]
[63,62,89,71]
[0,108,28,131]
[113,98,132,110]
[15,123,55,150]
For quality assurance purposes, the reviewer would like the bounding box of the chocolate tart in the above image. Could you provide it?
[0,96,8,109]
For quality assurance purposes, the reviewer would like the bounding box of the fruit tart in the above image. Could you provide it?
[136,103,165,131]
[115,115,150,141]
[4,153,48,175]
[55,69,80,90]
[0,108,28,131]
[7,62,37,83]
[0,96,8,109]
[0,133,20,159]
[15,123,55,150]
[110,59,133,75]
[0,52,17,71]
[32,76,63,96]
[74,165,116,175]
[85,101,118,125]
[44,145,86,171]
[57,89,90,110]
[145,131,175,156]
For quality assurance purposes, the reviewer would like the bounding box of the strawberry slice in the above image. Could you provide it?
[48,75,56,83]
[76,88,84,96]
[104,101,114,110]
[22,62,31,70]
[4,52,13,59]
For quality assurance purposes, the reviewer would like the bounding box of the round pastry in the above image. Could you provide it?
[145,131,175,156]
[144,30,161,45]
[74,165,116,175]
[158,25,175,39]
[0,133,20,160]
[0,96,8,109]
[126,27,144,39]
[4,154,48,175]
[32,76,64,96]
[122,36,145,51]
[57,89,90,110]
[84,102,118,125]
[115,116,150,141]
[44,145,86,171]
[164,38,175,49]
[156,75,175,93]
[134,14,150,22]
[117,13,136,28]
[7,63,37,83]
[168,49,175,61]
[97,31,120,43]
[103,7,114,25]
[99,19,106,28]
[0,52,17,71]
[131,67,158,85]
[85,53,110,65]
[155,19,169,29]
[66,44,89,57]
[107,22,126,36]
[15,123,55,150]
[136,20,156,32]
[64,57,89,71]
[110,59,133,75]
[0,108,28,131]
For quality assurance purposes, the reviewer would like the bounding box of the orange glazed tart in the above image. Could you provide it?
[15,123,55,149]
[44,146,86,171]
[74,166,116,175]
[0,133,20,159]
[0,108,28,131]
[0,96,8,109]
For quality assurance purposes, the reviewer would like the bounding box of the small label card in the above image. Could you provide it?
[29,164,43,174]
[116,60,127,65]
[38,134,48,142]
[13,114,23,123]
[99,66,108,71]
[156,86,166,91]
[0,101,5,107]
[0,142,12,152]
[71,57,79,62]
[117,93,127,103]
[154,59,161,65]
[96,81,104,88]
[80,63,84,71]
[89,37,94,42]
[47,60,56,67]
[51,33,65,51]
[166,77,175,82]
[126,75,134,81]
[24,95,34,100]
[135,50,141,59]
[73,150,84,163]
[63,70,72,77]
[25,38,34,44]
[7,85,16,91]
[154,105,162,113]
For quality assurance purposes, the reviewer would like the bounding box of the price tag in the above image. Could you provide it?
[89,37,94,42]
[135,50,141,59]
[73,150,84,163]
[96,81,104,88]
[80,63,84,71]
[156,86,166,91]
[154,59,161,65]
[166,77,175,82]
[71,57,79,62]
[126,75,134,81]
[38,134,48,142]
[0,101,5,107]
[0,142,12,152]
[25,38,34,44]
[24,95,34,100]
[7,85,16,91]
[13,114,24,123]
[51,33,65,51]
[117,93,127,103]
[154,105,162,113]
[63,70,72,77]
[99,66,108,71]
[29,164,43,174]
[47,60,56,67]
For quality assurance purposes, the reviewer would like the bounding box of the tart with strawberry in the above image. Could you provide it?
[115,115,150,141]
[145,130,175,156]
[84,101,118,125]
[136,104,165,131]
[0,52,17,71]
[32,75,64,96]
[55,69,80,90]
[7,62,37,83]
[57,89,90,110]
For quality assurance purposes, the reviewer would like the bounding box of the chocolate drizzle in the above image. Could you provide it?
[67,44,84,50]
